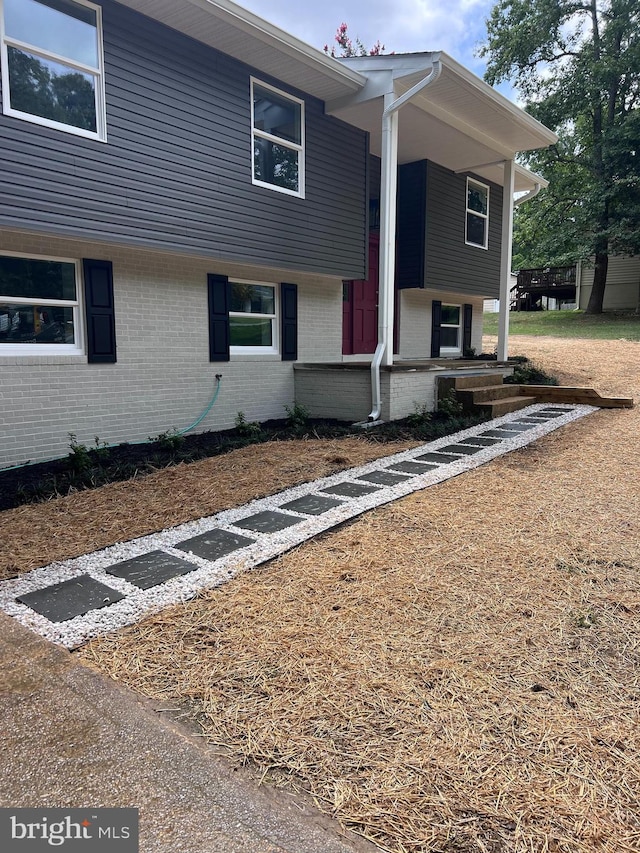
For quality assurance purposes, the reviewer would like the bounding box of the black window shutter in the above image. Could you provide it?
[463,303,473,354]
[430,299,442,358]
[83,258,116,363]
[281,282,298,361]
[208,274,230,362]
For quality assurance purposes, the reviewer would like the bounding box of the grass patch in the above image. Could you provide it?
[483,309,640,340]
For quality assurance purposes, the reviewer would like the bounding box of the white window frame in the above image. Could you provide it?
[465,178,489,250]
[229,279,279,356]
[439,303,462,356]
[0,250,84,356]
[250,77,305,199]
[0,0,107,141]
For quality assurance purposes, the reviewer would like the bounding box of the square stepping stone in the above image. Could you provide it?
[105,550,200,590]
[539,408,569,416]
[387,460,438,474]
[458,436,501,447]
[357,470,412,486]
[478,429,519,438]
[280,494,344,515]
[437,443,484,455]
[501,422,536,431]
[17,574,125,623]
[414,452,461,464]
[321,481,381,498]
[234,510,302,533]
[175,528,255,560]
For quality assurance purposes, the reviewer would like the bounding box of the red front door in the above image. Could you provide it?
[343,235,379,355]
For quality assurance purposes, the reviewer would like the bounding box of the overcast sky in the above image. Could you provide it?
[240,0,498,82]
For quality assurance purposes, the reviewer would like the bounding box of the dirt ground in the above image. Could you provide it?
[7,335,640,851]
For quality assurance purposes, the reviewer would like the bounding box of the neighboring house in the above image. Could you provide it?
[0,0,556,468]
[577,257,640,312]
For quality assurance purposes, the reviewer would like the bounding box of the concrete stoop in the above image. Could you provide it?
[440,373,537,417]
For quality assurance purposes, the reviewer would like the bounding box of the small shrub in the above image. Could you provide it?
[437,389,464,417]
[505,357,559,386]
[151,429,185,451]
[284,402,310,431]
[67,433,92,474]
[234,411,262,438]
[406,402,432,427]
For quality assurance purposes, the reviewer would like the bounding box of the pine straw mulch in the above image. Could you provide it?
[74,336,640,852]
[79,337,640,853]
[0,437,417,580]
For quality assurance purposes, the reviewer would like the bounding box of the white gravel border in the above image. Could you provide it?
[0,404,596,648]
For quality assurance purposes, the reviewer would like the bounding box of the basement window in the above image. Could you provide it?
[229,280,278,354]
[0,252,83,355]
[440,304,461,355]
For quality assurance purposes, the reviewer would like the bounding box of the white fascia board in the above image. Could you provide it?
[516,163,549,190]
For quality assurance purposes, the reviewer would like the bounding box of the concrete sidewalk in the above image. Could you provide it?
[0,613,377,852]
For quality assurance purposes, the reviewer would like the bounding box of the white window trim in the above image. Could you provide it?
[465,177,489,250]
[229,278,279,356]
[0,0,107,142]
[0,250,85,356]
[439,303,462,356]
[250,77,305,199]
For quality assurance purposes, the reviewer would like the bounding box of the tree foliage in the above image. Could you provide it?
[324,23,385,58]
[481,0,640,312]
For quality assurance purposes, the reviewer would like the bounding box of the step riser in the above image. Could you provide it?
[457,385,520,404]
[478,397,537,417]
[453,374,506,390]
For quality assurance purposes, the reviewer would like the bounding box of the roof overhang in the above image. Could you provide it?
[112,0,365,102]
[328,53,557,192]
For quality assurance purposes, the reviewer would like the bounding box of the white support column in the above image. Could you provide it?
[497,158,515,362]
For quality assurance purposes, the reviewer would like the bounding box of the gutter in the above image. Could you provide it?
[368,57,442,421]
[514,181,542,207]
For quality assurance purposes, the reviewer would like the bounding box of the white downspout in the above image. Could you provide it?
[497,158,515,362]
[368,58,442,421]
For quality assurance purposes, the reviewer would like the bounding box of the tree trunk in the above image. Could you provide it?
[585,251,609,314]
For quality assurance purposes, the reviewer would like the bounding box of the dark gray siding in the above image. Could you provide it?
[0,0,368,279]
[396,160,427,288]
[425,161,503,298]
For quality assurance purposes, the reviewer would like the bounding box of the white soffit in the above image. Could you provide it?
[330,53,557,188]
[113,0,365,102]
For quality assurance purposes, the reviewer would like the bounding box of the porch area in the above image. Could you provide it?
[293,359,514,423]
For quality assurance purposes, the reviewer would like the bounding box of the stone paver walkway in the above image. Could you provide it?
[0,405,595,648]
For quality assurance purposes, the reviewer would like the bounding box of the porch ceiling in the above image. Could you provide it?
[329,53,557,191]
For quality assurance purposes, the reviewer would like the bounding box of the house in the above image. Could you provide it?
[0,0,556,469]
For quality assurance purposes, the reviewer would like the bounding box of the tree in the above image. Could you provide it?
[324,23,385,58]
[481,0,640,313]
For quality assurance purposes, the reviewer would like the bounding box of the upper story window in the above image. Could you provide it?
[465,178,489,249]
[0,252,83,355]
[251,78,304,198]
[0,0,106,141]
[229,280,278,354]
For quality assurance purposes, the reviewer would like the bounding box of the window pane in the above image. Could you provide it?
[254,138,299,192]
[440,327,459,348]
[467,184,487,215]
[0,256,76,301]
[5,0,99,68]
[7,46,97,131]
[253,85,301,144]
[230,284,274,315]
[440,305,460,326]
[230,315,273,347]
[0,303,75,344]
[467,213,486,247]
